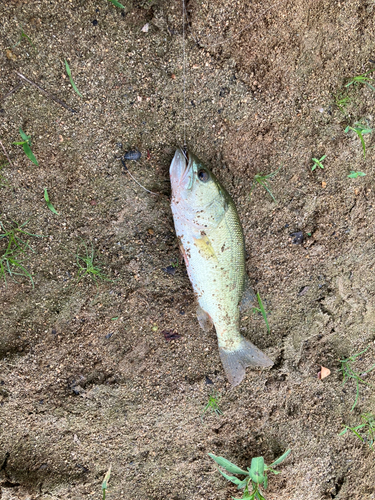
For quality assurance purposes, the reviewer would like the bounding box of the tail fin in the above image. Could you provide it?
[219,336,273,386]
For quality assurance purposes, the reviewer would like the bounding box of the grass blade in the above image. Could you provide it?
[44,188,59,215]
[107,0,126,7]
[268,449,291,467]
[22,142,38,165]
[256,293,270,333]
[208,454,248,475]
[358,132,366,158]
[19,128,29,142]
[64,59,82,97]
[102,465,112,500]
[348,171,366,178]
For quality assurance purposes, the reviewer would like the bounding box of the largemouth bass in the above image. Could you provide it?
[170,148,273,386]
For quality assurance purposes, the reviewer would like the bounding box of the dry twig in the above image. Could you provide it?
[0,139,13,167]
[1,81,23,102]
[15,71,77,113]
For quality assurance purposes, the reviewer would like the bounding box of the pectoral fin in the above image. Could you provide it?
[193,233,217,261]
[196,305,213,332]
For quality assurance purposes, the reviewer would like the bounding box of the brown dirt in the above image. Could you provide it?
[1,0,375,499]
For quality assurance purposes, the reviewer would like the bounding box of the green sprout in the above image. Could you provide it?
[102,465,112,500]
[44,188,59,215]
[250,167,281,203]
[345,69,375,91]
[209,449,291,500]
[339,413,375,450]
[202,391,223,417]
[348,171,366,179]
[335,93,351,114]
[107,0,125,7]
[64,59,82,97]
[345,122,373,159]
[13,128,38,165]
[252,292,270,334]
[76,240,111,283]
[340,348,375,411]
[0,221,41,287]
[14,24,36,49]
[311,155,326,171]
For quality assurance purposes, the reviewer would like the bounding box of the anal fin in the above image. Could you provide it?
[240,275,257,313]
[196,305,213,332]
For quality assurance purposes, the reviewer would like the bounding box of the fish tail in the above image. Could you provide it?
[219,336,273,386]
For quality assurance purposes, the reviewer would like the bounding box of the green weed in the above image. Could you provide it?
[340,348,375,411]
[64,59,82,97]
[76,240,111,283]
[107,0,125,7]
[0,221,41,287]
[14,24,36,49]
[345,122,373,159]
[209,449,291,500]
[252,293,270,334]
[250,167,281,203]
[44,188,59,215]
[202,391,223,417]
[311,155,326,171]
[13,128,38,165]
[335,93,351,114]
[102,465,112,500]
[339,413,375,450]
[345,69,375,91]
[348,171,366,179]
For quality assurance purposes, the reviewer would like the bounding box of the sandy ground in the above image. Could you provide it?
[1,0,375,499]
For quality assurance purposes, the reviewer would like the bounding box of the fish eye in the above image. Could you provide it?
[197,169,209,182]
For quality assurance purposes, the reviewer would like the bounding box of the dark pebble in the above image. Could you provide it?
[205,376,214,385]
[124,149,141,161]
[76,464,89,473]
[92,19,98,26]
[162,265,177,276]
[163,330,181,341]
[290,231,304,244]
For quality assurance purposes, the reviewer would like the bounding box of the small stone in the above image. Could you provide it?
[290,231,304,245]
[124,150,141,161]
[141,23,149,32]
[318,366,331,380]
[6,49,17,61]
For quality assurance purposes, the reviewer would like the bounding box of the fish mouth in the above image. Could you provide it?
[170,147,192,190]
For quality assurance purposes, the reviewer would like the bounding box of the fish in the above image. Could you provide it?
[169,148,273,386]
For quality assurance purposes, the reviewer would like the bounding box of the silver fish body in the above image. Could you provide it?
[170,148,273,386]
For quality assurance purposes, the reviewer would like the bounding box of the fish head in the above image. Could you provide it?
[170,149,229,229]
